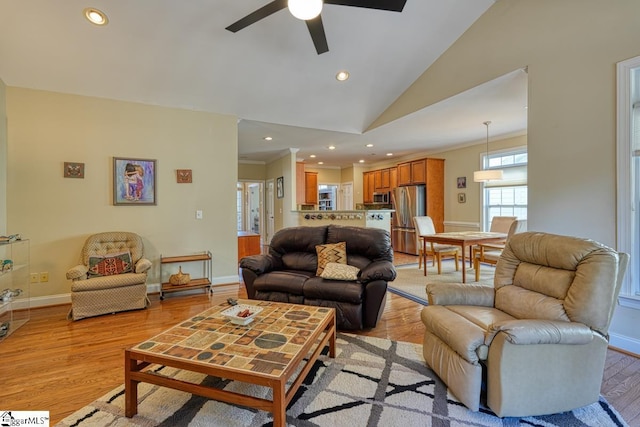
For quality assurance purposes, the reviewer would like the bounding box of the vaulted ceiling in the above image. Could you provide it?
[0,0,527,168]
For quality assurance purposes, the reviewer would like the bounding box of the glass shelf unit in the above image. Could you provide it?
[0,239,29,341]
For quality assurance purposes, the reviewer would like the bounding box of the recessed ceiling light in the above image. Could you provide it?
[310,154,316,158]
[359,159,365,163]
[336,70,350,81]
[365,144,374,148]
[263,136,273,141]
[318,161,324,165]
[328,145,336,150]
[84,8,108,26]
[386,153,393,156]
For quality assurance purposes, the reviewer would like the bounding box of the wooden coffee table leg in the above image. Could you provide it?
[124,350,139,417]
[329,315,336,358]
[272,380,286,427]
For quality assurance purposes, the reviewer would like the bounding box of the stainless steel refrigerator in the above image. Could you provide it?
[391,185,425,255]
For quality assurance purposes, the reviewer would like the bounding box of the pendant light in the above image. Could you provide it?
[288,0,323,20]
[473,121,503,182]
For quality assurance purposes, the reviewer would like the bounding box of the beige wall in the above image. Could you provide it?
[6,87,239,299]
[0,78,6,235]
[374,0,640,246]
[304,166,341,184]
[238,162,266,181]
[436,134,527,226]
[372,0,640,352]
[265,151,297,229]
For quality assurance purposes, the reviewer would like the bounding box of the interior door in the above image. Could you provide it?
[341,182,353,210]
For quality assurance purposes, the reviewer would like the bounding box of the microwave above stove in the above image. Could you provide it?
[373,192,389,203]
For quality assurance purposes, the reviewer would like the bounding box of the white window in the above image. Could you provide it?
[482,149,528,231]
[617,56,640,306]
[236,183,243,231]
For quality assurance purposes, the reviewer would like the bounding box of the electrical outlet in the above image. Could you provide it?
[39,272,49,282]
[196,210,203,219]
[30,273,39,283]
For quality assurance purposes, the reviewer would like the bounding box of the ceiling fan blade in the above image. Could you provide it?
[324,0,407,12]
[226,0,288,33]
[306,16,329,55]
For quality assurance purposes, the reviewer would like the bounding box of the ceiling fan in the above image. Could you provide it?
[225,0,408,55]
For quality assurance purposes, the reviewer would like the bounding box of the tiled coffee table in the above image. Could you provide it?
[124,299,336,426]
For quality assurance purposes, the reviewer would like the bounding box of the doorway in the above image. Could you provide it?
[237,181,264,242]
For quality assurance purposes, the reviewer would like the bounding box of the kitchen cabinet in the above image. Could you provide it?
[305,171,318,205]
[296,162,305,205]
[424,158,445,232]
[0,239,29,342]
[160,251,212,299]
[397,159,427,186]
[390,167,398,190]
[363,171,375,203]
[238,231,261,262]
[374,169,391,192]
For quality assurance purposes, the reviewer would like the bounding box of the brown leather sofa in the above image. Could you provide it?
[239,225,396,330]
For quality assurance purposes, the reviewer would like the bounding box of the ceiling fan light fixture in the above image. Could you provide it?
[288,0,323,21]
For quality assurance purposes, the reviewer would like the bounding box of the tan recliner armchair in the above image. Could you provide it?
[66,231,152,321]
[421,231,628,417]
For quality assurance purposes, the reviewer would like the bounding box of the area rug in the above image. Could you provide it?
[388,260,495,305]
[55,334,627,427]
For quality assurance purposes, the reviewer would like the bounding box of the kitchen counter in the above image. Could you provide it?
[293,209,393,233]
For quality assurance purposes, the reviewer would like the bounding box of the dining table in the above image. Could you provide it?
[420,231,508,283]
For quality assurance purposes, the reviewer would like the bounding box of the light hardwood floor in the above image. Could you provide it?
[1,285,639,425]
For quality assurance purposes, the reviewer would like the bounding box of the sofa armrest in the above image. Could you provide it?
[426,283,494,306]
[135,258,152,274]
[358,260,396,284]
[239,254,281,275]
[487,319,594,345]
[66,264,88,280]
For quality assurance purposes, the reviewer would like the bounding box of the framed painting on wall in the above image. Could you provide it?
[276,176,284,199]
[113,157,157,205]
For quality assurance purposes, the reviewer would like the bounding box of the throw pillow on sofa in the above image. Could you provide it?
[88,251,133,277]
[320,262,360,281]
[316,241,347,275]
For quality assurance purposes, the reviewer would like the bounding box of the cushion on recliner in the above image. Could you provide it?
[281,252,318,272]
[326,225,393,262]
[253,270,314,295]
[303,276,363,304]
[269,226,328,257]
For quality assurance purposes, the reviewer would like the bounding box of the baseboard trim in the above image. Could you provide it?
[18,293,72,309]
[609,332,640,357]
[23,275,241,309]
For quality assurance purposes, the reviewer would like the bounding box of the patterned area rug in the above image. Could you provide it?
[388,260,495,305]
[55,334,627,427]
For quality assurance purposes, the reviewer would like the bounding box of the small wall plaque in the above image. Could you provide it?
[457,176,466,189]
[64,162,85,178]
[458,193,466,203]
[177,169,192,183]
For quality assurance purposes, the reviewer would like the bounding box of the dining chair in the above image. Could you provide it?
[413,216,460,274]
[471,216,518,263]
[473,219,527,281]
